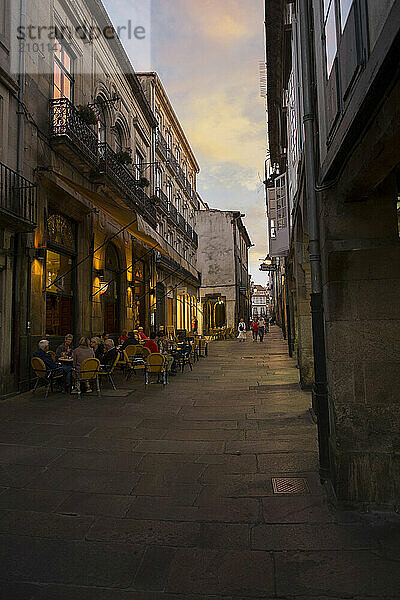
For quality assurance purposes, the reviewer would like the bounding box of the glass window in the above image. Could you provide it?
[156,168,162,190]
[53,40,73,100]
[324,0,338,76]
[114,126,123,153]
[135,150,144,180]
[340,0,353,31]
[96,104,106,145]
[45,250,73,336]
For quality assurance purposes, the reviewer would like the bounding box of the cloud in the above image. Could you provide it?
[103,0,267,283]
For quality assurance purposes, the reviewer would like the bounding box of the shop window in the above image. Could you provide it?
[53,38,73,100]
[134,259,145,329]
[45,214,75,337]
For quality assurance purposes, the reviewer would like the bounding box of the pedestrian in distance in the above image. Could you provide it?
[258,317,266,342]
[250,318,258,341]
[237,318,247,342]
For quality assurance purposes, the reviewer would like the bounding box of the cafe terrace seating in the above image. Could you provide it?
[31,357,65,399]
[75,357,101,398]
[98,352,120,390]
[145,353,167,388]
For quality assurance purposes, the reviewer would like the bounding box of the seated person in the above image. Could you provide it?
[138,327,148,340]
[90,337,104,361]
[118,329,129,345]
[144,332,160,354]
[34,340,70,388]
[120,331,140,351]
[72,337,94,393]
[101,339,118,371]
[55,333,74,359]
[34,340,60,373]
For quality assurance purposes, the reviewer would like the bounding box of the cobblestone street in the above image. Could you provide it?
[0,328,399,599]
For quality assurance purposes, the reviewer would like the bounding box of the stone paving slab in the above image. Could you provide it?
[1,328,399,598]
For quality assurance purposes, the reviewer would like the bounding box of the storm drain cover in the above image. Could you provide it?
[272,477,310,495]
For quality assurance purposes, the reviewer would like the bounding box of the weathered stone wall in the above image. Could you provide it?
[321,78,400,509]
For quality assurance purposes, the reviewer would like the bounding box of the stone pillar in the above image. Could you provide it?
[293,227,314,389]
[323,177,400,509]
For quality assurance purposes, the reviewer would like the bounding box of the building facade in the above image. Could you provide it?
[251,285,269,320]
[264,0,400,509]
[0,0,167,397]
[137,73,201,335]
[196,205,252,333]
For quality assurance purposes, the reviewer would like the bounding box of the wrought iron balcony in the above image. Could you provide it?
[97,142,156,228]
[176,164,186,188]
[167,151,179,175]
[154,187,169,214]
[50,98,99,169]
[155,131,168,158]
[0,162,37,230]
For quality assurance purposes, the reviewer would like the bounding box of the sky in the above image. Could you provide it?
[103,0,268,284]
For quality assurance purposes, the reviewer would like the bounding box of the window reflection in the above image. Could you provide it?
[325,1,337,76]
[340,0,353,31]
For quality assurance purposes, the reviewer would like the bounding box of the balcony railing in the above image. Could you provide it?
[50,98,99,166]
[167,151,179,175]
[155,131,168,158]
[155,187,169,214]
[50,98,156,228]
[176,164,186,187]
[0,162,37,226]
[98,142,156,228]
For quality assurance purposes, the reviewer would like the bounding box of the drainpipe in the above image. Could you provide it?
[17,0,26,174]
[298,0,331,481]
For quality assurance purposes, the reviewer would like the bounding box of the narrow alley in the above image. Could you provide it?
[0,330,399,599]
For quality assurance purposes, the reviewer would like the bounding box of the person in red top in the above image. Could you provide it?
[144,332,160,354]
[250,318,258,341]
[118,329,128,345]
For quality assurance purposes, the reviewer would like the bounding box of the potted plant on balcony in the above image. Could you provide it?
[115,150,132,166]
[76,104,98,126]
[137,176,150,188]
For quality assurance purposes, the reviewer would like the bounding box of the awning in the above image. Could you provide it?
[46,171,168,255]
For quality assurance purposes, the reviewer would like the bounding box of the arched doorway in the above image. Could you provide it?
[103,243,120,335]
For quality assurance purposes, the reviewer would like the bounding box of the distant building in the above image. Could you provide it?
[251,285,269,319]
[195,204,252,332]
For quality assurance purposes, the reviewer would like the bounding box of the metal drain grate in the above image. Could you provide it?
[272,477,310,495]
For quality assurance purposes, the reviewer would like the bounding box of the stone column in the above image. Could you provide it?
[323,177,400,509]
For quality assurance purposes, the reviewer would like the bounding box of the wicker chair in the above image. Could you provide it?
[125,345,149,379]
[145,353,167,388]
[98,352,120,390]
[31,357,64,399]
[74,358,101,398]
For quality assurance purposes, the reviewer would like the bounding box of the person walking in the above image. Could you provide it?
[250,318,258,341]
[258,317,266,342]
[237,318,247,342]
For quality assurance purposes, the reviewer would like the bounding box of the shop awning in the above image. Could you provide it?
[46,171,168,255]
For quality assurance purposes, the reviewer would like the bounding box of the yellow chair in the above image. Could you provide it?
[98,352,120,390]
[124,345,147,379]
[31,357,64,399]
[145,353,167,388]
[199,339,208,357]
[47,350,56,361]
[75,357,100,398]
